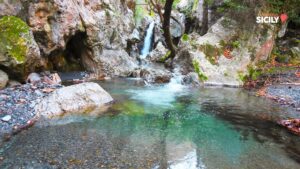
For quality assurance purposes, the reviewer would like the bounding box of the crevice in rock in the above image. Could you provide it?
[48,32,90,72]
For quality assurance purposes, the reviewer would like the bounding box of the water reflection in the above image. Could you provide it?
[0,80,300,168]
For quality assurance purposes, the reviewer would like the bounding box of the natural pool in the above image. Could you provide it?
[1,79,300,169]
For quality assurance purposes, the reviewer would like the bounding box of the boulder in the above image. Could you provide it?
[150,42,168,62]
[35,82,113,118]
[0,16,45,79]
[0,70,9,89]
[131,65,172,84]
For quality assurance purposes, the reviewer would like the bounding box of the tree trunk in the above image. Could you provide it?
[200,1,209,36]
[163,0,176,59]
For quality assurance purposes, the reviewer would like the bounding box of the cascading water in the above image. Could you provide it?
[140,22,155,59]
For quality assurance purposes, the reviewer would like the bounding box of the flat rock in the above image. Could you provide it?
[35,82,113,118]
[1,115,11,122]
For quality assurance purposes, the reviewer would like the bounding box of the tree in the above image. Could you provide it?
[162,0,176,59]
[149,0,177,59]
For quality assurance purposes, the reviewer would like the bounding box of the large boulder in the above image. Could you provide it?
[35,82,113,118]
[0,16,45,79]
[0,70,9,89]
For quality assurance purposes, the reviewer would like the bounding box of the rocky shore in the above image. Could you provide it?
[0,77,114,142]
[0,83,62,140]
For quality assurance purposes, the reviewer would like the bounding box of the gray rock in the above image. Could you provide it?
[183,72,201,86]
[0,70,9,89]
[150,42,168,62]
[35,82,114,118]
[7,80,21,87]
[1,115,12,122]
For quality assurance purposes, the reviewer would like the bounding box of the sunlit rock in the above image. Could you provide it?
[35,82,113,118]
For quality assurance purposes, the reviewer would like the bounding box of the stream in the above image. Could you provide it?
[1,78,300,169]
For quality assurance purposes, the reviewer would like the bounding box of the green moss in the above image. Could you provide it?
[181,34,189,42]
[245,66,262,81]
[199,43,221,65]
[0,16,30,63]
[159,50,171,62]
[237,71,247,82]
[192,59,208,81]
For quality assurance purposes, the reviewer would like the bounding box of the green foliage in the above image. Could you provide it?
[247,66,262,81]
[199,43,221,65]
[134,0,148,25]
[0,16,30,63]
[237,72,247,82]
[192,60,208,81]
[181,34,189,41]
[192,0,199,11]
[159,50,171,62]
[266,0,300,24]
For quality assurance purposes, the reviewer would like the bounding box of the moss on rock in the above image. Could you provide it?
[0,16,31,64]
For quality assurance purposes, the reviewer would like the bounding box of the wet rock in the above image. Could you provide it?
[35,82,114,118]
[0,70,8,89]
[183,72,201,86]
[1,115,11,122]
[132,66,172,84]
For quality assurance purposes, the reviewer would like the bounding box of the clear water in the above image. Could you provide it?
[141,22,155,59]
[1,79,300,169]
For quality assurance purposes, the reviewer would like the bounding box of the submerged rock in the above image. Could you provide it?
[35,82,114,118]
[0,70,9,89]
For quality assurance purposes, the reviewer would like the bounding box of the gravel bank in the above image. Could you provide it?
[0,83,62,140]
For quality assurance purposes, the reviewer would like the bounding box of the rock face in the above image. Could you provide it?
[35,82,113,118]
[0,70,9,89]
[27,0,137,76]
[0,0,138,78]
[174,17,276,87]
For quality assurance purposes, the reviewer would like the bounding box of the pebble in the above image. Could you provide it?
[1,115,11,122]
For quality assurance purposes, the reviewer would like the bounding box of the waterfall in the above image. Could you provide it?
[140,22,155,59]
